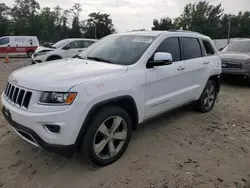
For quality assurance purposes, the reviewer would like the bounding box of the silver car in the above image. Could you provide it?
[220,39,250,80]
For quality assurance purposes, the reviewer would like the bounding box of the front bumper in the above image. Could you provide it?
[31,59,42,64]
[1,93,87,155]
[31,54,46,64]
[2,106,75,158]
[222,67,250,77]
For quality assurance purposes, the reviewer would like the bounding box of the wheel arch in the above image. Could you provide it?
[75,95,139,147]
[209,74,220,93]
[46,55,62,61]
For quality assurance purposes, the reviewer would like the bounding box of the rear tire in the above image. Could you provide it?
[80,106,132,166]
[27,50,34,58]
[194,80,217,113]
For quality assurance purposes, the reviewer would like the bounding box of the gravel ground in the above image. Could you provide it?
[0,58,250,188]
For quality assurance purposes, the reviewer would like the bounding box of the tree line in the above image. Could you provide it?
[0,0,115,42]
[152,1,250,39]
[0,0,250,42]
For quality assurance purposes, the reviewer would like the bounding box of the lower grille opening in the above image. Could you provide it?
[18,130,35,143]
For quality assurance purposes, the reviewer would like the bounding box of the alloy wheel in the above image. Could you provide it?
[204,84,216,110]
[93,116,127,160]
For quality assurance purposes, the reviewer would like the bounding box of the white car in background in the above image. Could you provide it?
[31,38,97,64]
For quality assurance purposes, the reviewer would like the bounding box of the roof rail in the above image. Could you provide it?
[168,29,202,35]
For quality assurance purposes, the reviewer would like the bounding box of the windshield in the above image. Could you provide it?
[78,34,156,65]
[51,39,69,49]
[0,37,10,45]
[223,41,250,53]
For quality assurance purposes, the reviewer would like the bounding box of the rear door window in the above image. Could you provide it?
[182,37,202,60]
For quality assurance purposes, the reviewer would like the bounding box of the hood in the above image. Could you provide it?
[35,46,54,53]
[9,58,128,91]
[220,52,250,62]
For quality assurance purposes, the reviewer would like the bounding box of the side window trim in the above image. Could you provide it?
[198,38,206,57]
[177,37,183,61]
[179,37,184,61]
[197,38,204,57]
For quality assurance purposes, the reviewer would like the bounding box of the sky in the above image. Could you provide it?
[5,0,250,32]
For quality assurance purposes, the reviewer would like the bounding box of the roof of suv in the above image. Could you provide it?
[66,38,97,41]
[120,30,207,38]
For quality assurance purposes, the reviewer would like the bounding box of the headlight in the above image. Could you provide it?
[36,51,50,56]
[39,92,77,105]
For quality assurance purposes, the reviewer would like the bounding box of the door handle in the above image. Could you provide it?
[177,66,186,70]
[203,61,210,64]
[78,50,83,52]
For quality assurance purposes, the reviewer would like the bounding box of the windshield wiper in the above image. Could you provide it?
[73,54,84,59]
[87,56,113,64]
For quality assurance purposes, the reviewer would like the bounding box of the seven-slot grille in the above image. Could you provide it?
[4,82,32,109]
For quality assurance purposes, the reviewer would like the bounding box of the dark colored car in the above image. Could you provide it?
[220,39,250,80]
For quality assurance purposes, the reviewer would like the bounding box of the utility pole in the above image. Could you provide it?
[227,18,231,44]
[94,23,97,39]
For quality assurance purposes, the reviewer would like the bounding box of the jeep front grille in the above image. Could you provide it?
[4,83,32,109]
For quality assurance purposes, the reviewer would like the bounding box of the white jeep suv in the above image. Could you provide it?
[1,31,221,166]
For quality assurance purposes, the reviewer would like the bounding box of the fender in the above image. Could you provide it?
[74,95,139,147]
[46,55,62,61]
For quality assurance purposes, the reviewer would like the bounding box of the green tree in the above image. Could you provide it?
[61,10,71,39]
[11,0,41,35]
[152,17,177,30]
[176,1,224,38]
[70,3,82,38]
[81,12,115,39]
[0,3,10,36]
[39,6,62,42]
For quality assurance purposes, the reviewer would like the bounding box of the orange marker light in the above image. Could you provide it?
[65,93,77,104]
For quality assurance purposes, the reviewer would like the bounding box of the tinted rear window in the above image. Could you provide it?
[182,37,202,60]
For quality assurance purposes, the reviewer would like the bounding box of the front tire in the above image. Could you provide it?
[194,80,217,113]
[80,106,132,166]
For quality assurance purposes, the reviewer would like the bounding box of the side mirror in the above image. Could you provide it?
[147,52,173,68]
[62,45,70,50]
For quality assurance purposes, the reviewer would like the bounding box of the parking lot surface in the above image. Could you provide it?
[0,58,250,188]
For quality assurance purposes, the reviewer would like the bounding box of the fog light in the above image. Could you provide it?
[43,124,60,134]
